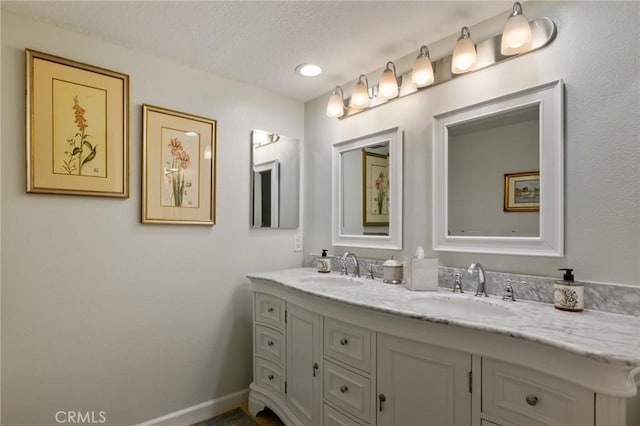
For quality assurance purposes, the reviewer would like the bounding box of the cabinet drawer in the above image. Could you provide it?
[324,317,372,373]
[324,360,371,423]
[255,325,284,366]
[255,293,285,331]
[323,404,365,426]
[255,357,284,396]
[482,358,594,426]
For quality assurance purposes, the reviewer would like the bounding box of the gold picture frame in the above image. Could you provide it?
[142,105,216,225]
[362,150,389,226]
[26,49,129,197]
[504,171,540,212]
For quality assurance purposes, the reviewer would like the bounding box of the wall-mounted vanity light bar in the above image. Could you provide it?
[326,2,556,119]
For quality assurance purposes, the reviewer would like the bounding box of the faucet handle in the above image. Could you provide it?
[368,264,375,279]
[452,273,464,293]
[339,258,348,275]
[502,279,516,302]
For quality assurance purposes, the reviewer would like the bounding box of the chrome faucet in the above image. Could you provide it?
[341,252,361,277]
[467,262,488,297]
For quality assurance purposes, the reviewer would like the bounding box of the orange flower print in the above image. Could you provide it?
[62,96,96,175]
[73,96,87,132]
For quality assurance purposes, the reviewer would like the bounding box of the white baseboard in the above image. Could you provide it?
[134,388,249,426]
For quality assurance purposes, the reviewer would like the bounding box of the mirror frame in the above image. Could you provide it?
[433,80,564,257]
[332,127,403,250]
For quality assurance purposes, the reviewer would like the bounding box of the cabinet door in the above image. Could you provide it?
[286,303,322,426]
[377,334,471,426]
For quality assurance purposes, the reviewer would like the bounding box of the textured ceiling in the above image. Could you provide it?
[3,0,514,102]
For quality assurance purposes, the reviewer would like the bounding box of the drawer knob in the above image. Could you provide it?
[267,374,274,381]
[267,307,274,313]
[525,394,539,406]
[339,338,349,346]
[267,340,274,346]
[340,385,348,393]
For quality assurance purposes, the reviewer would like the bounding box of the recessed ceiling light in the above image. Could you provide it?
[295,63,322,77]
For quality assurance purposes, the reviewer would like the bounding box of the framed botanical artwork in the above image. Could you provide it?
[504,171,540,212]
[26,49,129,197]
[142,105,216,225]
[362,150,389,226]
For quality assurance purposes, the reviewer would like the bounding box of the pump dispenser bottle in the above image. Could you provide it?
[317,249,331,273]
[554,268,583,312]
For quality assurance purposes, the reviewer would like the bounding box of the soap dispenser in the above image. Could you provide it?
[554,268,584,312]
[317,250,331,273]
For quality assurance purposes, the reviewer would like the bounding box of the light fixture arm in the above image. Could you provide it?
[385,61,397,76]
[510,1,524,17]
[459,26,471,40]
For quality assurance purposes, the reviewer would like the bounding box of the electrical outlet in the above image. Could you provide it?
[293,234,303,252]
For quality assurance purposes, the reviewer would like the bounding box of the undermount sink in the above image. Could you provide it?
[405,295,514,318]
[298,275,364,288]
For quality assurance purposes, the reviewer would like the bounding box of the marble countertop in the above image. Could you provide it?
[248,268,640,368]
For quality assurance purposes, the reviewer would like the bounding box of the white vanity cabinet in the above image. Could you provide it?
[250,293,322,426]
[248,273,639,426]
[377,334,471,426]
[251,291,474,426]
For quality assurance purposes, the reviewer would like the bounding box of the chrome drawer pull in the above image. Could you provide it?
[267,374,274,381]
[525,394,539,406]
[267,340,274,346]
[267,307,274,313]
[339,338,348,346]
[340,385,348,393]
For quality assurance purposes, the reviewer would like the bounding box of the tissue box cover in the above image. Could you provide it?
[404,258,439,291]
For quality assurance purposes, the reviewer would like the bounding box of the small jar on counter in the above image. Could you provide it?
[383,258,403,284]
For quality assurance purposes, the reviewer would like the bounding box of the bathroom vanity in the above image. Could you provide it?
[247,268,640,426]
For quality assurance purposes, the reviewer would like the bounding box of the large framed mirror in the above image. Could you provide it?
[332,127,403,249]
[433,80,563,256]
[251,130,300,229]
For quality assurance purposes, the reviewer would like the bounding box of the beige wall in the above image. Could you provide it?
[304,1,640,285]
[1,11,303,426]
